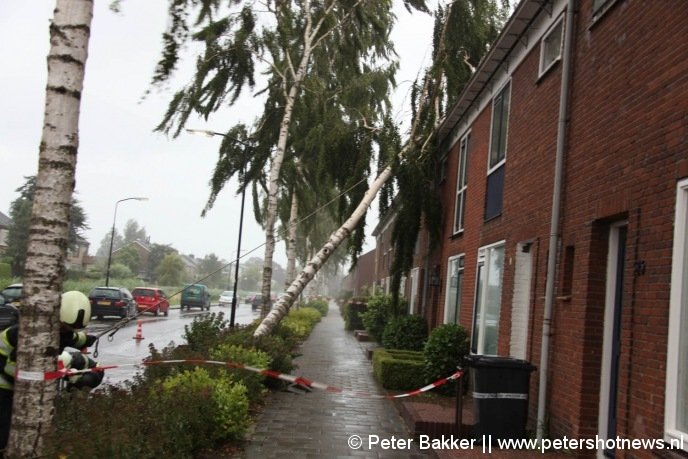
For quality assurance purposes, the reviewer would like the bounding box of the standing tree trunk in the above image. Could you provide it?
[7,1,93,457]
[284,190,299,290]
[260,12,316,318]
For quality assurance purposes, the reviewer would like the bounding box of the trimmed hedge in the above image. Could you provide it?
[372,348,426,391]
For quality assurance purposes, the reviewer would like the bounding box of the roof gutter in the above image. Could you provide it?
[537,0,577,440]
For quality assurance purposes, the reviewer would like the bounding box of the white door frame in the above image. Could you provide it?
[597,221,627,458]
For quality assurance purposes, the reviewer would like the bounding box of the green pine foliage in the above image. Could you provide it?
[6,176,88,276]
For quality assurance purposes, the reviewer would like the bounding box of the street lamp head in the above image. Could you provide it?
[186,128,223,138]
[117,196,148,204]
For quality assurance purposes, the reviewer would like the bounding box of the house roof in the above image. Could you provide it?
[437,0,548,143]
[180,254,199,269]
[0,211,11,228]
[112,239,151,255]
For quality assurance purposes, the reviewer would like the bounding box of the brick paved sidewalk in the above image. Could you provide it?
[239,303,432,459]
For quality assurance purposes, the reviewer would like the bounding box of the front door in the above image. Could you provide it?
[598,222,627,458]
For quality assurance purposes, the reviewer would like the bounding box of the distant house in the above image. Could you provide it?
[65,236,95,271]
[0,211,11,255]
[342,249,376,297]
[112,238,151,279]
[180,253,199,280]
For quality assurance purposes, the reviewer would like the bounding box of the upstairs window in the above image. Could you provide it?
[485,82,510,221]
[453,132,470,234]
[540,17,564,76]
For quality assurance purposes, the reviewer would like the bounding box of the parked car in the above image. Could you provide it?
[89,286,136,319]
[180,284,210,311]
[244,292,259,305]
[1,284,22,307]
[218,290,236,307]
[132,287,169,317]
[0,301,19,329]
[251,292,278,310]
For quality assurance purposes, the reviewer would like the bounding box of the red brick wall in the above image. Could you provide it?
[432,0,688,453]
[549,0,688,450]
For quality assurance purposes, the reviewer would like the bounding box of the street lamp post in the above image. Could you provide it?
[187,128,250,327]
[105,197,148,286]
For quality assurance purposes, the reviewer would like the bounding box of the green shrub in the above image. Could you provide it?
[382,315,428,351]
[280,307,321,341]
[343,299,367,331]
[288,307,322,326]
[183,312,229,352]
[372,348,425,390]
[48,381,229,459]
[210,343,271,402]
[108,262,133,279]
[212,321,296,389]
[162,368,249,442]
[361,294,394,342]
[423,324,470,393]
[305,298,329,316]
[0,263,11,278]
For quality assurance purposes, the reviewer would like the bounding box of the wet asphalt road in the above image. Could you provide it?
[85,303,260,386]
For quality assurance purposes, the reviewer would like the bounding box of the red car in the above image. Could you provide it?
[132,287,169,317]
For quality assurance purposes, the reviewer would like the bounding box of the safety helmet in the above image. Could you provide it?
[60,291,91,329]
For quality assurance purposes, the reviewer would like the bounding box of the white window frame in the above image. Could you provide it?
[471,241,506,355]
[487,81,511,175]
[444,254,465,324]
[408,268,419,314]
[453,131,470,234]
[664,178,688,451]
[539,15,564,77]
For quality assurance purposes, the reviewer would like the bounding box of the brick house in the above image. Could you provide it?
[425,0,688,456]
[342,248,377,297]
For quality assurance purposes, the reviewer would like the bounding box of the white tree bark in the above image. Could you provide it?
[254,162,396,337]
[253,40,441,337]
[260,15,314,318]
[284,190,299,290]
[8,1,93,457]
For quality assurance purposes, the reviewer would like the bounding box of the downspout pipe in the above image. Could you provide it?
[537,0,576,440]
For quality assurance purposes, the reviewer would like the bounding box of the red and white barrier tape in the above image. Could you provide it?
[16,358,463,399]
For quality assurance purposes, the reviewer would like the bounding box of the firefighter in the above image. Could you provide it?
[0,291,103,455]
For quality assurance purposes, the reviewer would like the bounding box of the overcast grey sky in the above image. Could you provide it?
[0,1,435,268]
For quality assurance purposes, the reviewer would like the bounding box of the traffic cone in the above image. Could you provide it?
[133,320,144,341]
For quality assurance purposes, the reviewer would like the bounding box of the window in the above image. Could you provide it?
[665,178,688,451]
[592,0,618,18]
[485,82,510,220]
[453,133,470,234]
[471,243,505,355]
[439,156,448,183]
[539,17,563,76]
[444,255,465,324]
[409,268,419,314]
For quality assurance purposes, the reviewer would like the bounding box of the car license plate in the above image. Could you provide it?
[97,300,110,306]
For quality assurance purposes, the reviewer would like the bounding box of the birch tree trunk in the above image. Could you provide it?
[254,162,395,337]
[7,1,93,457]
[284,191,299,290]
[260,12,315,318]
